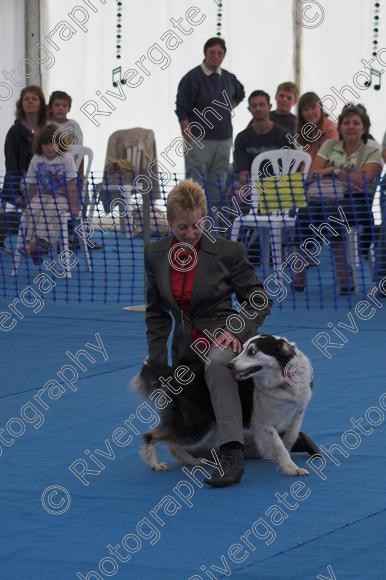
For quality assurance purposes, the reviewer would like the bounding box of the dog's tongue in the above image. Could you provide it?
[235,365,263,380]
[235,371,249,381]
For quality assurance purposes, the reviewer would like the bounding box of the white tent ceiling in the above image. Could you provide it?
[0,0,384,176]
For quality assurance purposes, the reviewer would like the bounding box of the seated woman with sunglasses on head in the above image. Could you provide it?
[21,124,79,263]
[293,103,384,294]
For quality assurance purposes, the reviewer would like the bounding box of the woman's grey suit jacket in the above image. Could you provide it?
[145,234,272,364]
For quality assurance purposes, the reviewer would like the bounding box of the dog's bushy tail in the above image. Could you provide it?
[131,359,172,399]
[130,372,151,399]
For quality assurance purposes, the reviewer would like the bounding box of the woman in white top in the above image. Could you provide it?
[294,103,383,293]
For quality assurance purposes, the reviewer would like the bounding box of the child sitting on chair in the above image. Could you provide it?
[22,124,79,262]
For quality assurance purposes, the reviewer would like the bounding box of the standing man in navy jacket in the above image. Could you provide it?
[175,38,244,212]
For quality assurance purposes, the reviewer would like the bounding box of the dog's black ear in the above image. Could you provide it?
[280,340,296,356]
[277,339,296,368]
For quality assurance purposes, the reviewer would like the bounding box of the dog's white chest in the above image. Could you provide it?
[252,387,308,431]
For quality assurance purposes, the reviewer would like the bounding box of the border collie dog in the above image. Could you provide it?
[132,334,314,476]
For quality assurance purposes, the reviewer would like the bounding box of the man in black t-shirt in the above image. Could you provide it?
[233,90,294,183]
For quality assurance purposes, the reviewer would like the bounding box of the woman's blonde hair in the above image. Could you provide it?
[167,179,208,222]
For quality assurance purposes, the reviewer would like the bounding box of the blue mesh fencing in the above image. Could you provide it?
[0,171,385,310]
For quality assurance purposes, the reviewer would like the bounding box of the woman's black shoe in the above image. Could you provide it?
[339,286,356,295]
[204,448,244,487]
[293,272,305,292]
[30,238,49,265]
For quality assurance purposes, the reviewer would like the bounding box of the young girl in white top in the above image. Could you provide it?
[22,124,79,261]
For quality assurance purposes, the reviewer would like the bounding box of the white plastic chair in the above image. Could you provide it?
[12,145,94,278]
[95,128,160,237]
[231,150,312,277]
[89,144,143,236]
[119,144,143,235]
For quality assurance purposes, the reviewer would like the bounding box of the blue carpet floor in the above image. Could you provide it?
[1,301,386,579]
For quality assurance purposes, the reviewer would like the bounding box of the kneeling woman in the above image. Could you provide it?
[22,124,79,262]
[144,179,316,486]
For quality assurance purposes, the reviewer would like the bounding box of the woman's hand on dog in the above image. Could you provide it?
[214,331,242,353]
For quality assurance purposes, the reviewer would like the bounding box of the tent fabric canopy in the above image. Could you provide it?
[0,0,383,175]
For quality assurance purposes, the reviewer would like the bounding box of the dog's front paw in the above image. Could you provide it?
[152,461,170,471]
[279,462,309,476]
[288,466,309,476]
